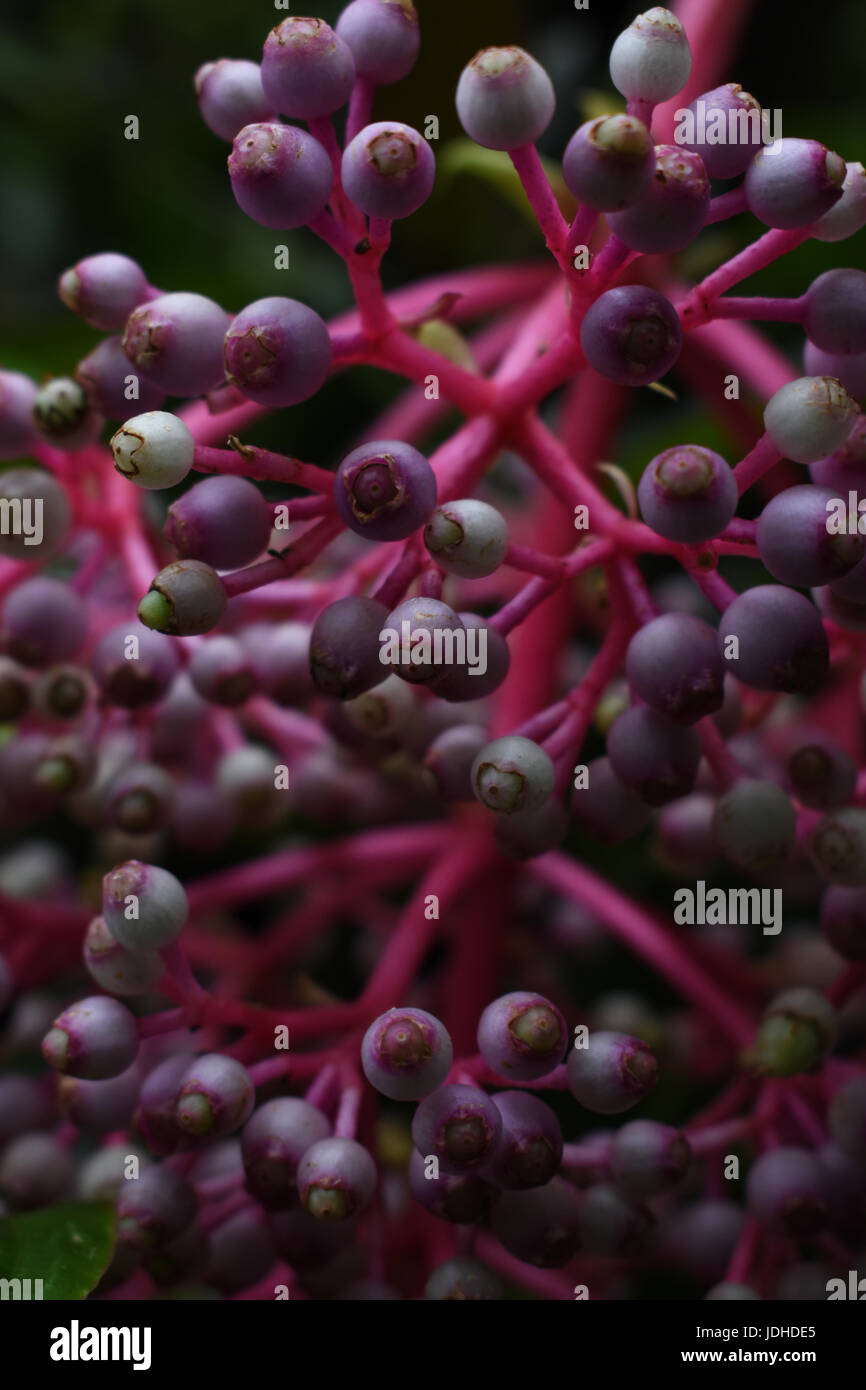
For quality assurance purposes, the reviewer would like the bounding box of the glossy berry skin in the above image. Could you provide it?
[165,475,271,569]
[712,778,796,874]
[0,467,70,561]
[567,1031,658,1114]
[572,756,652,843]
[746,1147,829,1237]
[609,7,691,104]
[491,1177,582,1268]
[134,1053,193,1155]
[411,1084,503,1176]
[77,336,166,419]
[92,621,179,709]
[0,1133,74,1210]
[781,729,856,812]
[342,122,435,220]
[425,1256,502,1300]
[228,123,333,229]
[757,484,864,587]
[58,252,150,332]
[638,445,737,542]
[194,58,275,141]
[423,724,488,801]
[718,585,829,695]
[808,807,866,887]
[610,1120,692,1199]
[580,285,681,387]
[607,146,710,255]
[335,439,436,541]
[310,595,390,699]
[803,342,866,403]
[382,596,464,685]
[813,161,866,242]
[0,369,40,458]
[607,705,701,807]
[189,636,257,706]
[245,621,314,706]
[41,995,139,1081]
[820,885,866,960]
[110,410,195,490]
[241,1098,331,1209]
[423,498,508,578]
[336,0,419,85]
[175,1054,255,1139]
[803,269,866,355]
[102,859,188,951]
[745,138,846,229]
[117,1165,197,1251]
[261,18,355,119]
[625,612,724,725]
[456,46,555,152]
[361,1006,453,1101]
[407,1147,498,1225]
[483,1090,563,1190]
[471,735,554,816]
[58,1063,142,1133]
[33,377,103,451]
[2,577,87,669]
[83,915,163,996]
[678,83,764,179]
[297,1137,377,1221]
[764,377,860,464]
[223,296,332,407]
[562,114,654,212]
[123,292,231,398]
[138,560,227,637]
[477,992,567,1081]
[431,613,511,701]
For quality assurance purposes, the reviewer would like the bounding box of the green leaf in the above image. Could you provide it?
[0,1201,116,1300]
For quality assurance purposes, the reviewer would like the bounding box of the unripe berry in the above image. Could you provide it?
[110,411,195,489]
[745,138,846,230]
[241,1098,331,1209]
[483,1090,563,1190]
[477,992,567,1081]
[456,46,555,152]
[297,1137,377,1221]
[194,58,275,141]
[607,145,710,254]
[83,914,163,996]
[712,778,796,873]
[342,122,435,220]
[117,1164,197,1250]
[808,807,866,886]
[228,123,333,229]
[261,18,355,119]
[33,376,104,451]
[609,7,691,104]
[567,1030,659,1114]
[223,296,332,407]
[562,114,654,212]
[138,559,227,637]
[58,252,150,332]
[423,498,508,578]
[610,1120,692,1200]
[361,1006,453,1101]
[0,369,39,459]
[425,1256,503,1300]
[412,1083,503,1175]
[638,444,737,541]
[408,1148,498,1225]
[749,988,838,1077]
[813,162,866,242]
[471,735,555,815]
[336,0,420,85]
[41,995,139,1080]
[102,859,188,951]
[175,1054,255,1139]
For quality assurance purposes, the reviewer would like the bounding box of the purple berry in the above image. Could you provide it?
[175,1053,255,1139]
[0,1133,74,1210]
[606,146,710,254]
[563,114,655,212]
[228,122,333,229]
[134,1052,193,1154]
[638,445,738,542]
[138,559,227,637]
[477,991,567,1081]
[117,1164,197,1250]
[407,1147,498,1225]
[712,777,796,873]
[165,474,271,570]
[677,83,764,179]
[607,705,701,806]
[746,1147,829,1236]
[336,0,420,86]
[2,577,87,669]
[361,1006,453,1101]
[579,1181,653,1256]
[821,885,866,960]
[580,285,682,387]
[828,1077,866,1160]
[425,1255,502,1299]
[456,46,555,152]
[342,122,435,220]
[244,621,314,706]
[423,724,489,802]
[58,252,150,331]
[411,1083,503,1175]
[310,595,390,699]
[194,58,275,141]
[745,137,846,229]
[803,269,866,356]
[58,1063,142,1132]
[189,636,257,706]
[757,484,864,587]
[223,296,331,408]
[297,1137,377,1221]
[567,1030,659,1114]
[261,18,355,119]
[572,756,652,843]
[803,341,866,403]
[102,859,188,951]
[718,584,829,694]
[77,335,166,419]
[813,161,866,242]
[483,1090,563,1190]
[41,995,139,1080]
[0,467,70,561]
[781,728,856,811]
[491,1176,582,1267]
[625,612,724,725]
[334,439,436,542]
[382,596,464,686]
[429,613,511,701]
[123,293,231,398]
[92,620,179,709]
[83,915,163,996]
[241,1098,331,1209]
[609,1120,692,1199]
[0,369,39,459]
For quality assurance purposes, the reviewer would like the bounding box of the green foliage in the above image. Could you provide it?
[0,1201,116,1299]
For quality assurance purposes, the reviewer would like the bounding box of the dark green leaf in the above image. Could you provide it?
[0,1201,116,1300]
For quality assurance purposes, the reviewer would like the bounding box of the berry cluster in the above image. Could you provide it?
[1,1,866,1302]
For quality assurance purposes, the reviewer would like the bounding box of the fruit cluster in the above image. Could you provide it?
[1,1,866,1301]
